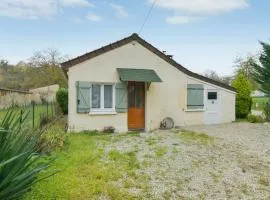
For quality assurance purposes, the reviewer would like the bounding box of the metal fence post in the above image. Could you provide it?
[47,101,49,119]
[20,109,23,130]
[32,102,35,128]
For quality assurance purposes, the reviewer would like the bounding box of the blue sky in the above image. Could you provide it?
[0,0,269,76]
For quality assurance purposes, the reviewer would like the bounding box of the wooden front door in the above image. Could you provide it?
[128,82,145,130]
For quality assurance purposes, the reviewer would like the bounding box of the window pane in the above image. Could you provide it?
[92,85,101,108]
[128,85,135,108]
[187,86,204,109]
[135,86,143,108]
[104,85,113,108]
[208,92,217,100]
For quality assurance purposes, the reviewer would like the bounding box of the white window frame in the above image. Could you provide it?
[89,83,116,115]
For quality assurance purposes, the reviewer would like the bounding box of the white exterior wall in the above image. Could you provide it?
[68,41,235,132]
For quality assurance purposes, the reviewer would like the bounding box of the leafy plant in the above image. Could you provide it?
[264,102,270,122]
[56,88,68,114]
[37,119,68,153]
[247,114,264,123]
[0,110,55,200]
[232,72,253,118]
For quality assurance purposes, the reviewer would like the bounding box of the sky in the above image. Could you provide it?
[0,0,269,76]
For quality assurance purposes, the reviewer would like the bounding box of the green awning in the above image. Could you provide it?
[117,68,162,82]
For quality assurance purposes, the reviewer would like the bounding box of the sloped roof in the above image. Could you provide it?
[61,33,236,92]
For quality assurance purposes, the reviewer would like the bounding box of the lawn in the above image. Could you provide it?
[26,122,270,199]
[26,132,151,200]
[0,103,56,129]
[252,97,269,111]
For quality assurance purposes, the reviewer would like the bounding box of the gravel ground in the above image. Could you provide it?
[104,123,270,200]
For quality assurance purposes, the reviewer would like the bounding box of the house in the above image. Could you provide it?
[251,90,266,98]
[61,33,236,132]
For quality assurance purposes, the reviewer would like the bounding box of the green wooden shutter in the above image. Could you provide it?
[76,81,91,113]
[187,84,204,109]
[115,82,127,113]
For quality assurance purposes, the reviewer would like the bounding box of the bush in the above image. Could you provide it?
[235,97,252,118]
[247,114,264,123]
[37,119,68,153]
[264,102,270,122]
[232,72,253,119]
[56,88,68,114]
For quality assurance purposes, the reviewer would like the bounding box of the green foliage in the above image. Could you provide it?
[56,88,68,114]
[0,110,54,200]
[252,97,270,111]
[232,72,253,118]
[252,42,270,95]
[235,97,253,118]
[37,118,68,153]
[0,64,67,90]
[264,102,270,122]
[247,114,264,123]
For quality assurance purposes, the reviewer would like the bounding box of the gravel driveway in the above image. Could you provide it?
[185,122,270,160]
[104,122,270,200]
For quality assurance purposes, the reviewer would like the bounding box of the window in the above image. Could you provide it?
[91,84,115,113]
[208,92,217,100]
[187,84,204,110]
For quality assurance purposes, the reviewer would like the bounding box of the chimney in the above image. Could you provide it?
[167,55,173,59]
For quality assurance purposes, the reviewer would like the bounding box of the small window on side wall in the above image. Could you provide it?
[208,92,217,100]
[187,84,204,110]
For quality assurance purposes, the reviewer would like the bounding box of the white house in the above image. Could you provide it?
[61,33,236,132]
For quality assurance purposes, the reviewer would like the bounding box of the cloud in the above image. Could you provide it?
[60,0,93,7]
[148,0,249,24]
[0,0,93,20]
[166,16,204,24]
[109,3,128,18]
[86,14,102,21]
[150,0,248,14]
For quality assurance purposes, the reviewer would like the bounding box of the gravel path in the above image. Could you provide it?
[104,123,270,200]
[185,122,270,159]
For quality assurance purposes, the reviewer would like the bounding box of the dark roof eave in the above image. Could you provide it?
[61,33,236,92]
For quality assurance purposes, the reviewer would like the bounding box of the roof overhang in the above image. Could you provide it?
[117,68,162,83]
[61,33,236,92]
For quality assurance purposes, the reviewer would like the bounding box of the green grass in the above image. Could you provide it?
[177,131,214,145]
[252,97,270,111]
[155,146,168,157]
[26,132,149,199]
[0,103,56,129]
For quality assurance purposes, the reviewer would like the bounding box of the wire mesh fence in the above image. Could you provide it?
[0,101,60,130]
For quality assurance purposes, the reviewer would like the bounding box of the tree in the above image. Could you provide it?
[232,72,253,118]
[29,48,68,67]
[203,69,232,85]
[0,60,9,72]
[251,41,270,95]
[233,55,258,90]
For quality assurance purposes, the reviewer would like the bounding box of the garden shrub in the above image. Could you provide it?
[235,97,253,118]
[232,72,253,119]
[56,88,68,114]
[264,102,270,122]
[247,114,264,123]
[37,122,68,153]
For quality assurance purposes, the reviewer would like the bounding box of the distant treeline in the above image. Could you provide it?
[0,49,68,90]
